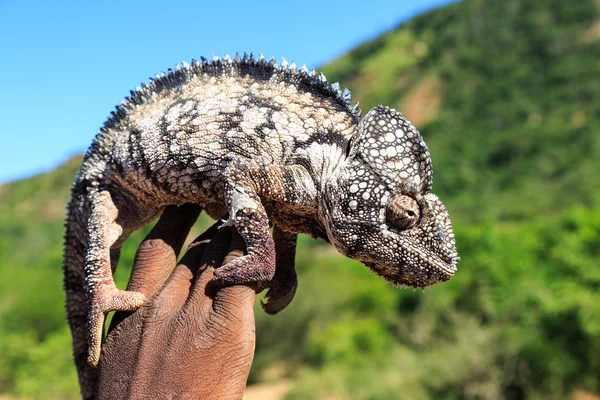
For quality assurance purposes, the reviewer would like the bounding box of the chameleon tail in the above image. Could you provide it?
[63,189,98,400]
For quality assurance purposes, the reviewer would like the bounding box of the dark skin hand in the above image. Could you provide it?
[97,204,257,400]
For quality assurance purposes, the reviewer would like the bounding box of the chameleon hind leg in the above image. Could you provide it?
[261,226,298,314]
[85,190,146,366]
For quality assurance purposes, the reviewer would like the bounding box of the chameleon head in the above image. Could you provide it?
[320,106,459,288]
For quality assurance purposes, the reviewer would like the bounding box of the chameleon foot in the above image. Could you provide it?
[212,253,275,287]
[261,226,298,314]
[87,286,146,367]
[261,273,297,315]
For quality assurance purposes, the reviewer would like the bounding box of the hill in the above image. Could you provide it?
[1,0,599,398]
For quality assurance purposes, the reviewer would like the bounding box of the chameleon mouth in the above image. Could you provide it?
[365,247,459,288]
[402,243,458,276]
[422,252,458,276]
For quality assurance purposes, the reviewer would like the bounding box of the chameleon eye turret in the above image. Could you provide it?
[386,195,419,230]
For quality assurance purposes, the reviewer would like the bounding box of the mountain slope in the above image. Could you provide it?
[322,0,600,223]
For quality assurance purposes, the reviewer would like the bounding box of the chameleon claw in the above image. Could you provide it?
[219,217,235,228]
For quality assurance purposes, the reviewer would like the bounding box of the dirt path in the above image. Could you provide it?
[243,380,291,400]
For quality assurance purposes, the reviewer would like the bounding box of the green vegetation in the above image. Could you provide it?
[1,0,599,398]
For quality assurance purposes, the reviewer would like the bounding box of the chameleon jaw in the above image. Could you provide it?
[364,245,458,288]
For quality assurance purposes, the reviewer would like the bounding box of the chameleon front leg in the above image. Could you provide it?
[213,159,316,294]
[262,226,298,314]
[213,185,276,285]
[85,190,146,366]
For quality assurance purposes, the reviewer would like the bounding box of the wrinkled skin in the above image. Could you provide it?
[97,205,255,400]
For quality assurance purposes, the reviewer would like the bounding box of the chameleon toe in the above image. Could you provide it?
[261,280,297,315]
[86,288,146,367]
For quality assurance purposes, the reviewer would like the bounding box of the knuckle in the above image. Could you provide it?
[136,239,173,259]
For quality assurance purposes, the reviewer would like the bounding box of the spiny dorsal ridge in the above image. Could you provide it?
[104,52,363,131]
[343,88,351,103]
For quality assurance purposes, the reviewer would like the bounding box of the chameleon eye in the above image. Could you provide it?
[386,195,420,230]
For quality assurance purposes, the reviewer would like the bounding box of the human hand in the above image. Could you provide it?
[96,204,257,399]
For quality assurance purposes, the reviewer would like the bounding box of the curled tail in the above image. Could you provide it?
[63,189,97,400]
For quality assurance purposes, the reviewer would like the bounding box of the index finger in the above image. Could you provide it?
[126,203,201,298]
[210,230,257,318]
[215,230,257,313]
[187,228,256,314]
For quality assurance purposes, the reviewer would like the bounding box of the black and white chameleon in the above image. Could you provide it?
[63,52,459,398]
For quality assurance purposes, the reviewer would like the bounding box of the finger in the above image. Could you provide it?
[212,230,256,323]
[152,221,224,308]
[126,204,201,298]
[109,204,200,332]
[108,217,216,333]
[223,229,247,265]
[186,227,235,310]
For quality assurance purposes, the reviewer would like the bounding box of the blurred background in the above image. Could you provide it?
[0,0,599,399]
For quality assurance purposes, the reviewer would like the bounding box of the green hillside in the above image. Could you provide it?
[1,0,599,398]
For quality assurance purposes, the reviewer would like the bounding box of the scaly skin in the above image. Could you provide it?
[63,52,459,399]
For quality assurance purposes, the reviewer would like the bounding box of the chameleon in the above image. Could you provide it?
[63,52,459,398]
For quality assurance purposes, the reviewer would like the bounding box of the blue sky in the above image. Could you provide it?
[0,0,452,184]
